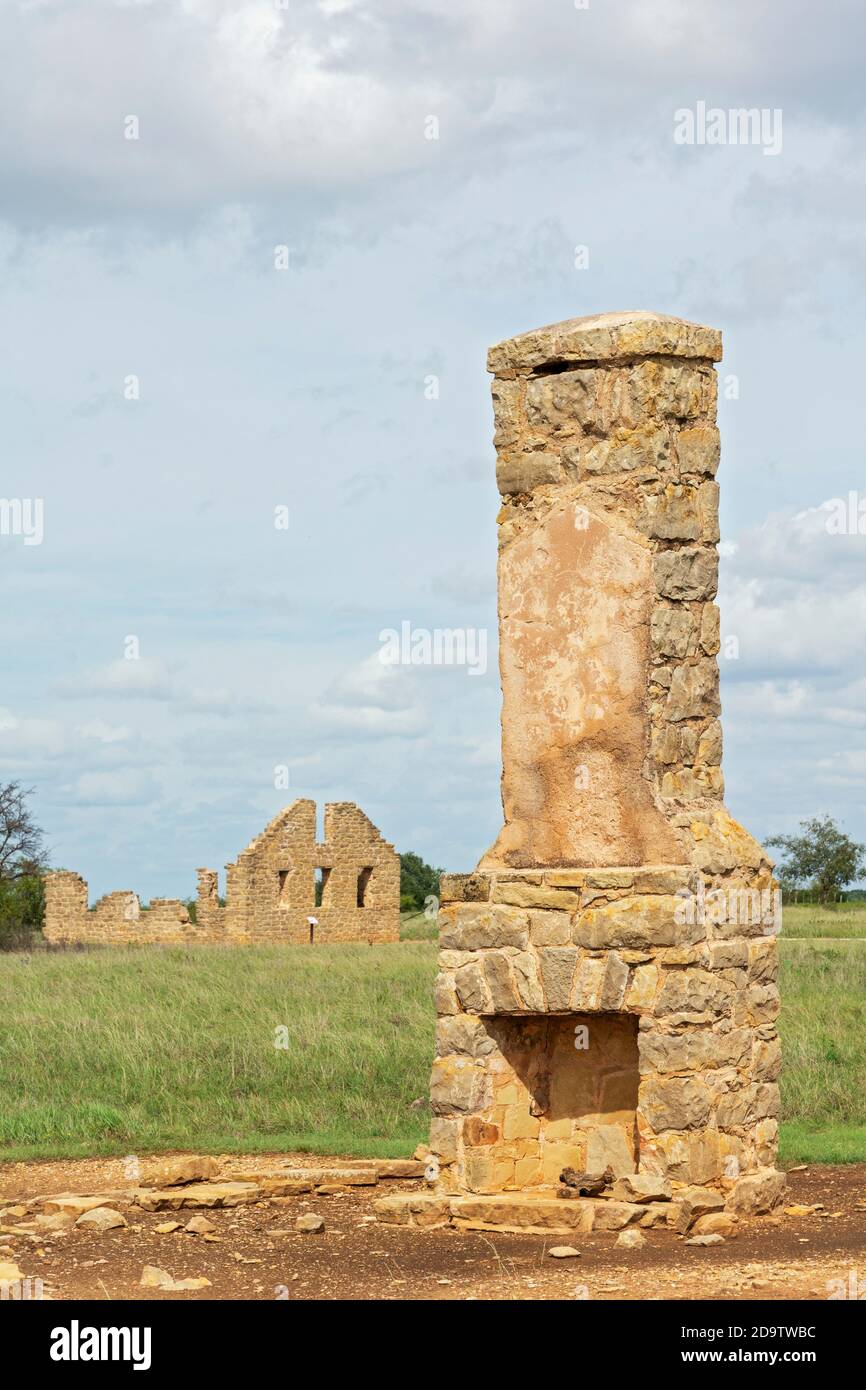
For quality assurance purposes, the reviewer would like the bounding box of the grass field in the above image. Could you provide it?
[782,901,866,938]
[0,911,864,1166]
[0,943,437,1162]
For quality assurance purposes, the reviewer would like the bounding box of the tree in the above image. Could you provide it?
[0,783,47,944]
[0,781,47,882]
[767,815,866,903]
[399,851,442,913]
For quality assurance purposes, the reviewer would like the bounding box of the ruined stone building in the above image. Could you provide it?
[379,311,785,1234]
[43,800,400,946]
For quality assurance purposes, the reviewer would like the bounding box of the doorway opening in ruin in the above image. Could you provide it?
[314,867,331,907]
[357,867,373,907]
[480,1013,639,1185]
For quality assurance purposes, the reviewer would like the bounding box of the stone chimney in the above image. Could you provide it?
[418,313,785,1230]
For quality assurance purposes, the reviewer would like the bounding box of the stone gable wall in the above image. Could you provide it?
[43,799,400,946]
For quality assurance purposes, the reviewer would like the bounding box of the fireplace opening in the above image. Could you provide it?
[476,1012,640,1189]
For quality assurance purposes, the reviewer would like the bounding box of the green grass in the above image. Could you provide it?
[400,909,438,941]
[0,943,436,1163]
[0,937,864,1165]
[782,901,866,939]
[778,941,866,1162]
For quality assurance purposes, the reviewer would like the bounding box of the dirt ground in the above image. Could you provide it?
[2,1155,865,1301]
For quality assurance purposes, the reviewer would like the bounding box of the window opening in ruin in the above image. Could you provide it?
[315,867,331,907]
[357,866,373,907]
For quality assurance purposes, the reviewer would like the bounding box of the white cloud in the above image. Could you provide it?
[313,651,426,735]
[76,719,131,743]
[0,707,66,758]
[72,768,159,805]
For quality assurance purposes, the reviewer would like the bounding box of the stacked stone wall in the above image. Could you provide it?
[43,799,400,946]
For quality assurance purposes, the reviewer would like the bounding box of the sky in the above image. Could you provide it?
[1,0,864,899]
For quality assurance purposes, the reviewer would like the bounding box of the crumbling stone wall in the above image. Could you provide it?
[43,875,194,946]
[43,800,400,946]
[427,313,783,1215]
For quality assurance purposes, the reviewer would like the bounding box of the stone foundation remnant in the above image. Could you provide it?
[44,799,400,946]
[377,310,785,1234]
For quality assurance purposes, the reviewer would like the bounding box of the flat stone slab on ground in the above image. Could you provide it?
[141,1157,220,1188]
[373,1190,687,1234]
[134,1181,262,1211]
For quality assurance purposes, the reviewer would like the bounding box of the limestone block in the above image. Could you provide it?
[748,937,779,984]
[373,1194,450,1227]
[754,1118,779,1166]
[439,874,491,904]
[576,896,703,951]
[697,719,723,766]
[436,1015,497,1059]
[639,1076,712,1132]
[599,953,630,1010]
[496,449,562,495]
[689,810,767,874]
[429,1057,492,1116]
[586,1124,635,1175]
[449,1194,590,1233]
[676,424,720,476]
[699,603,721,654]
[725,1168,787,1216]
[674,1187,726,1232]
[687,1130,723,1184]
[748,984,781,1026]
[524,371,595,435]
[487,311,722,375]
[640,484,703,540]
[528,910,573,946]
[653,547,718,601]
[569,956,607,1010]
[510,950,546,1011]
[492,881,582,910]
[440,904,529,951]
[665,660,720,722]
[591,1201,646,1231]
[581,424,668,476]
[490,378,522,449]
[752,1036,782,1083]
[609,1174,672,1203]
[463,1117,500,1147]
[654,969,734,1021]
[433,973,459,1016]
[428,1117,460,1164]
[454,962,492,1014]
[708,939,748,970]
[639,1026,750,1074]
[481,951,522,1012]
[651,604,697,658]
[537,947,580,1010]
[624,360,713,423]
[692,1211,738,1237]
[625,963,659,1012]
[698,480,720,542]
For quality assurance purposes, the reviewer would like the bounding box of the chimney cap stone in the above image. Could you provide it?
[487,310,722,375]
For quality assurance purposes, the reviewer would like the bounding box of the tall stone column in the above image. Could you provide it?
[420,313,785,1229]
[482,310,727,869]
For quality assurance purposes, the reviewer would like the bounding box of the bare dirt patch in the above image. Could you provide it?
[2,1156,865,1301]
